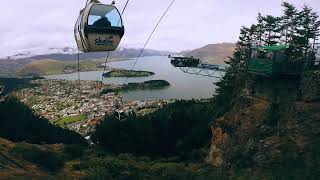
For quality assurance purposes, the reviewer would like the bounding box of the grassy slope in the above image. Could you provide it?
[17,59,102,76]
[55,115,86,126]
[0,137,226,179]
[0,138,85,179]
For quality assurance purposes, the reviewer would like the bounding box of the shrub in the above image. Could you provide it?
[63,144,86,159]
[10,144,65,171]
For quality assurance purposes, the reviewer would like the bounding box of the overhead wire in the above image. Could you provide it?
[125,0,176,83]
[77,50,82,101]
[100,51,110,90]
[101,0,131,89]
[120,0,130,16]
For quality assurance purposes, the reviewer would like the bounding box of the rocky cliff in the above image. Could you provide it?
[207,71,320,177]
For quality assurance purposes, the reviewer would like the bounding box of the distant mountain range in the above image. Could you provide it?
[0,43,236,77]
[184,43,235,64]
[0,47,174,77]
[6,47,173,61]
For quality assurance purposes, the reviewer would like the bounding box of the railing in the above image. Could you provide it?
[169,55,226,78]
[178,64,226,78]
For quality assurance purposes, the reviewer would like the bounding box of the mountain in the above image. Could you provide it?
[16,60,66,76]
[6,47,173,61]
[0,47,174,77]
[0,59,33,78]
[184,43,236,64]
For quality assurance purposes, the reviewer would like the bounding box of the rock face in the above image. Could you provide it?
[300,71,320,102]
[207,71,320,170]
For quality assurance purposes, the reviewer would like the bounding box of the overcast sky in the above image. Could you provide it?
[0,0,319,58]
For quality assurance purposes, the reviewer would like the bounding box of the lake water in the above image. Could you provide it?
[45,56,221,101]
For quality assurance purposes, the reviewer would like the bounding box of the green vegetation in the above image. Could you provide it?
[102,80,170,94]
[92,100,214,158]
[10,143,65,172]
[102,69,155,77]
[0,96,86,145]
[55,115,87,126]
[91,2,320,179]
[17,60,102,76]
[1,2,320,179]
[84,154,226,180]
[0,77,41,95]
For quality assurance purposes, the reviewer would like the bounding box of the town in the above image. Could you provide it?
[14,79,174,136]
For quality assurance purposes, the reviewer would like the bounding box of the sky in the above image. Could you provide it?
[0,0,319,58]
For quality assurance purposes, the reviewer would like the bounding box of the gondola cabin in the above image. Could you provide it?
[75,1,124,52]
[114,110,129,121]
[247,45,306,77]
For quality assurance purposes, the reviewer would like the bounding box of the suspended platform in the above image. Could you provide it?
[169,55,226,78]
[169,55,200,67]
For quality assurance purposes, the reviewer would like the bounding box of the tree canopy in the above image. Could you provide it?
[0,97,87,145]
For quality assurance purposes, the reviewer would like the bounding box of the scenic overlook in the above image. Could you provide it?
[0,0,320,179]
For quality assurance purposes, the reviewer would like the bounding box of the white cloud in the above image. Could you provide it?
[0,0,319,58]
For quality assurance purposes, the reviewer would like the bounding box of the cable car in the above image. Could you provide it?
[75,0,125,52]
[247,45,307,77]
[114,110,129,121]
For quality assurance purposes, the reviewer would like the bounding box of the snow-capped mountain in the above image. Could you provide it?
[5,47,78,60]
[0,46,175,77]
[5,46,173,61]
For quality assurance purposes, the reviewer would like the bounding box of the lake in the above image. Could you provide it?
[45,56,222,101]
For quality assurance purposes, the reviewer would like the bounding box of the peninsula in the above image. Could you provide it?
[101,80,170,94]
[102,69,155,77]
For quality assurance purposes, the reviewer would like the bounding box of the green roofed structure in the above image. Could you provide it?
[246,45,307,77]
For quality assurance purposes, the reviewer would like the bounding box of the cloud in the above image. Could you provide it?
[0,0,319,58]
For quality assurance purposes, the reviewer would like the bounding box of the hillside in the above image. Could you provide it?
[0,59,33,78]
[207,71,320,178]
[0,137,228,179]
[0,96,86,145]
[17,59,102,76]
[184,43,235,64]
[0,47,174,77]
[17,60,65,76]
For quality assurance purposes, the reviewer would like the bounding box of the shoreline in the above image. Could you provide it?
[19,56,160,77]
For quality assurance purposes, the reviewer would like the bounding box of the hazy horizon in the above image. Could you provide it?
[1,0,319,58]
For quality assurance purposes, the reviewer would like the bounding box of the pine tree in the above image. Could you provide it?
[281,2,299,44]
[256,13,266,46]
[291,5,320,58]
[263,15,281,45]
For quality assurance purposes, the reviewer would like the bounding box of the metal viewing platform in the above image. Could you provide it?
[169,55,226,78]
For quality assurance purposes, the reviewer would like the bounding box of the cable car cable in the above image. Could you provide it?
[77,50,82,100]
[125,0,175,83]
[120,0,130,16]
[116,0,130,26]
[100,51,110,90]
[101,0,130,87]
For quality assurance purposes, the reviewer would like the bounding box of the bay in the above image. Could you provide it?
[45,56,221,101]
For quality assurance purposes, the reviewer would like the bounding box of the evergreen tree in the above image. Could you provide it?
[263,15,281,45]
[256,13,266,46]
[289,5,320,59]
[0,97,87,145]
[281,2,299,44]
